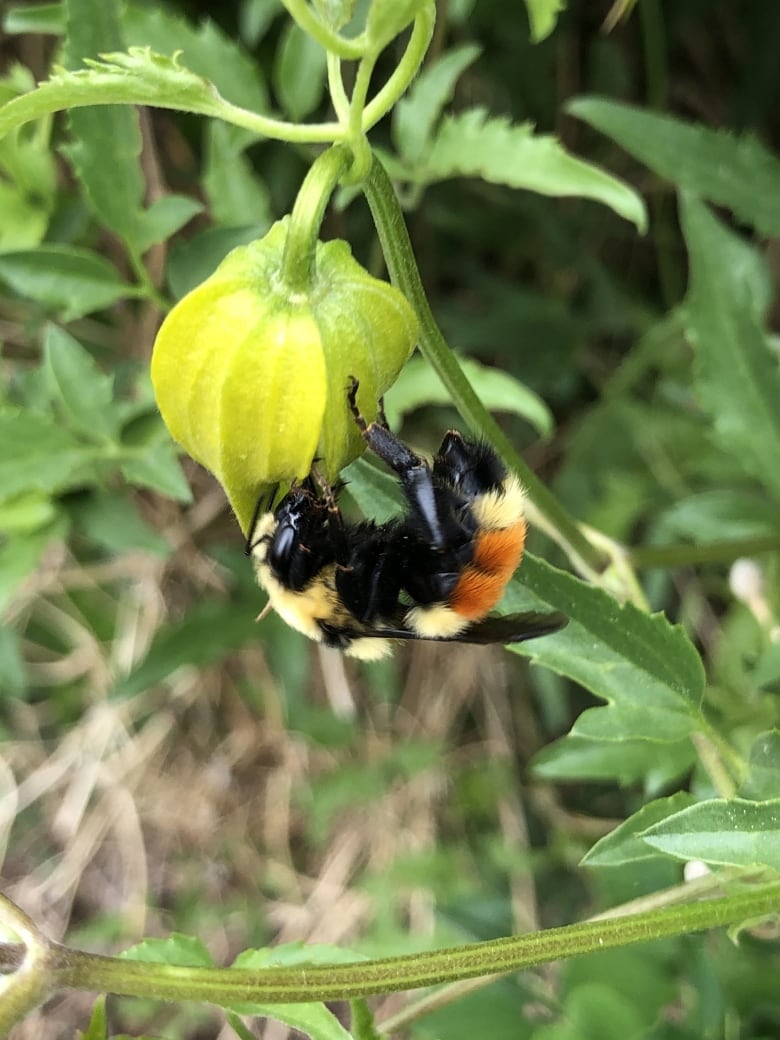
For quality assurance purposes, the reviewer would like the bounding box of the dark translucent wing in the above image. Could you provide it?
[448,611,568,644]
[344,610,568,645]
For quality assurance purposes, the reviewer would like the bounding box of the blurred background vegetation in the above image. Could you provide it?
[2,0,780,1037]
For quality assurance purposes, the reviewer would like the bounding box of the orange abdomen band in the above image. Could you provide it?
[450,521,527,619]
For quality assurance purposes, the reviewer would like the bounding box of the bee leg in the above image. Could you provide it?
[310,466,353,566]
[245,483,279,555]
[347,376,447,547]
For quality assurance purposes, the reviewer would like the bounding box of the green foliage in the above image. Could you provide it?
[569,97,780,237]
[385,354,553,434]
[523,0,567,43]
[512,556,705,743]
[642,799,780,871]
[404,108,647,230]
[1,1,780,1039]
[0,246,134,319]
[681,194,780,501]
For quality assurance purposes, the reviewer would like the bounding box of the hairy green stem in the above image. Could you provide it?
[379,866,761,1034]
[280,145,352,292]
[326,51,351,124]
[40,883,780,1006]
[362,4,437,132]
[361,155,608,576]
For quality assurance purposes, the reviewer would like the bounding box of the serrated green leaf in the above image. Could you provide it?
[122,3,269,112]
[273,22,327,121]
[524,0,566,42]
[642,798,780,870]
[0,245,132,319]
[392,43,481,164]
[43,325,118,440]
[122,934,214,967]
[568,96,780,238]
[504,555,706,742]
[0,50,252,142]
[415,108,646,230]
[582,792,697,867]
[740,731,780,801]
[384,356,553,435]
[681,194,780,500]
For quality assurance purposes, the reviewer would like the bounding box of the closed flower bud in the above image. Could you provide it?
[151,218,419,530]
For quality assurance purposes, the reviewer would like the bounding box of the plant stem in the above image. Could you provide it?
[326,51,351,125]
[46,882,780,1006]
[630,532,780,569]
[280,145,352,292]
[361,155,608,576]
[362,4,437,132]
[379,865,761,1034]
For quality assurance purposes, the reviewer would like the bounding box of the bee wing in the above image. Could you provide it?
[342,610,568,645]
[448,610,568,645]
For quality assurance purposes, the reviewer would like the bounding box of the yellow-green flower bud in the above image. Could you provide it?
[151,218,419,531]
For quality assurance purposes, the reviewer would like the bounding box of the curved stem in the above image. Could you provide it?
[0,898,57,1036]
[280,145,353,292]
[361,155,608,576]
[630,531,780,570]
[362,4,437,132]
[43,881,780,1005]
[0,79,346,144]
[350,54,378,139]
[280,0,366,59]
[326,52,351,125]
[342,54,379,183]
[691,732,740,800]
[379,865,762,1034]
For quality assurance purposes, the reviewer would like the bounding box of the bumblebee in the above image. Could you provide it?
[248,382,566,658]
